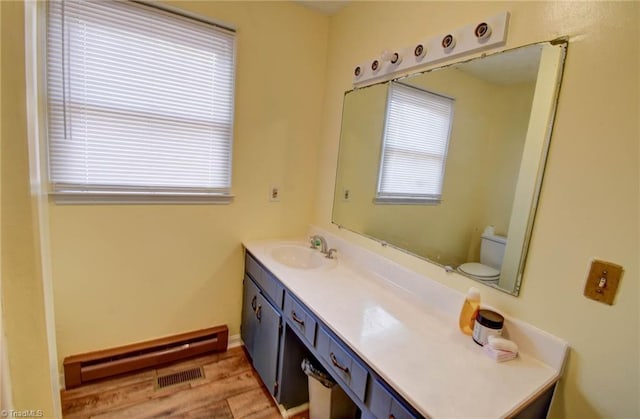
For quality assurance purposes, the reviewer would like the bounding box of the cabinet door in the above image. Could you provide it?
[252,292,281,395]
[241,275,261,359]
[369,379,416,419]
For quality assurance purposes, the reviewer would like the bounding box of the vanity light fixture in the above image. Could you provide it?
[354,65,362,78]
[352,11,510,87]
[371,59,381,73]
[441,34,456,52]
[381,49,403,66]
[474,22,492,41]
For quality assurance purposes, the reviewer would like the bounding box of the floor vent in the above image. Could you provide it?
[156,367,204,389]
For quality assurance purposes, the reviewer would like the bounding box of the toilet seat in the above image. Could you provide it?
[458,262,500,281]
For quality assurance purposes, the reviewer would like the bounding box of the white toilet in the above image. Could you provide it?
[458,227,507,285]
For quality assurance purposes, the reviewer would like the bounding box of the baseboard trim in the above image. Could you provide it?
[227,334,242,349]
[279,402,309,418]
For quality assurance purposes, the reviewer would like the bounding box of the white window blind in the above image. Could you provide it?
[46,0,236,202]
[376,82,454,203]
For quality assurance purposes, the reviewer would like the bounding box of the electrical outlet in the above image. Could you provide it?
[342,188,351,202]
[269,186,280,202]
[583,259,623,305]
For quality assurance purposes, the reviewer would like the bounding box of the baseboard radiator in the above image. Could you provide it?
[63,325,228,389]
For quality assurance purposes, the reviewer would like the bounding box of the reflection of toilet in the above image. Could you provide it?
[458,227,507,284]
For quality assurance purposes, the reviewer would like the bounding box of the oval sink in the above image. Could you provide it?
[270,245,333,269]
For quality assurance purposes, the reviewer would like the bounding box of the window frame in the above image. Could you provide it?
[375,81,455,205]
[42,0,238,205]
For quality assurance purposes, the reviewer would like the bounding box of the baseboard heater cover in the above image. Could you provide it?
[63,325,228,389]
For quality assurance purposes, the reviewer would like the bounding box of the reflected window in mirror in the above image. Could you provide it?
[376,83,454,204]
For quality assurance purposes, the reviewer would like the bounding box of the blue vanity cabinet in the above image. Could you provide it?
[240,275,259,357]
[246,253,284,309]
[316,326,368,403]
[367,379,415,419]
[243,250,420,417]
[283,293,317,347]
[241,272,282,396]
[251,290,281,395]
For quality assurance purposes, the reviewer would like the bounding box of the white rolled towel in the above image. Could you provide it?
[484,336,518,362]
[487,336,519,353]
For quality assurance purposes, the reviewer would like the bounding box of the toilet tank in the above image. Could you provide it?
[480,232,507,270]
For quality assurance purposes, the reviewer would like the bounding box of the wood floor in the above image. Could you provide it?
[60,346,301,419]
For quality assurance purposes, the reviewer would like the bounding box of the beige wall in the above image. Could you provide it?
[315,2,639,418]
[0,0,4,410]
[0,1,7,411]
[11,0,329,368]
[1,1,56,415]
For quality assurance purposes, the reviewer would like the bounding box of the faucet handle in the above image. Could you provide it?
[309,236,317,249]
[326,248,337,259]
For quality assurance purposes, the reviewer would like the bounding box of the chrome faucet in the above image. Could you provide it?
[325,248,337,259]
[309,235,328,254]
[310,235,337,259]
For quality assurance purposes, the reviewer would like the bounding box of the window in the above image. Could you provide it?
[46,0,236,203]
[376,82,454,204]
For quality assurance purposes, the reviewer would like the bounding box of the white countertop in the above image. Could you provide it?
[244,232,567,418]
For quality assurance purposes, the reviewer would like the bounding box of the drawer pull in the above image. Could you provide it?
[255,305,262,322]
[291,311,305,327]
[330,352,350,374]
[251,295,257,311]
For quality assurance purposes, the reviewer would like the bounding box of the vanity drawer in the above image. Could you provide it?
[368,379,416,419]
[245,253,284,309]
[316,327,368,402]
[283,293,317,346]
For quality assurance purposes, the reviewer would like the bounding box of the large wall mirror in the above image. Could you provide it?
[332,40,567,295]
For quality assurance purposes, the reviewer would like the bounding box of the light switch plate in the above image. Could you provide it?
[583,259,623,305]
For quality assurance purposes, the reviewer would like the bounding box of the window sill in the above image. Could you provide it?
[50,192,234,205]
[373,197,441,205]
